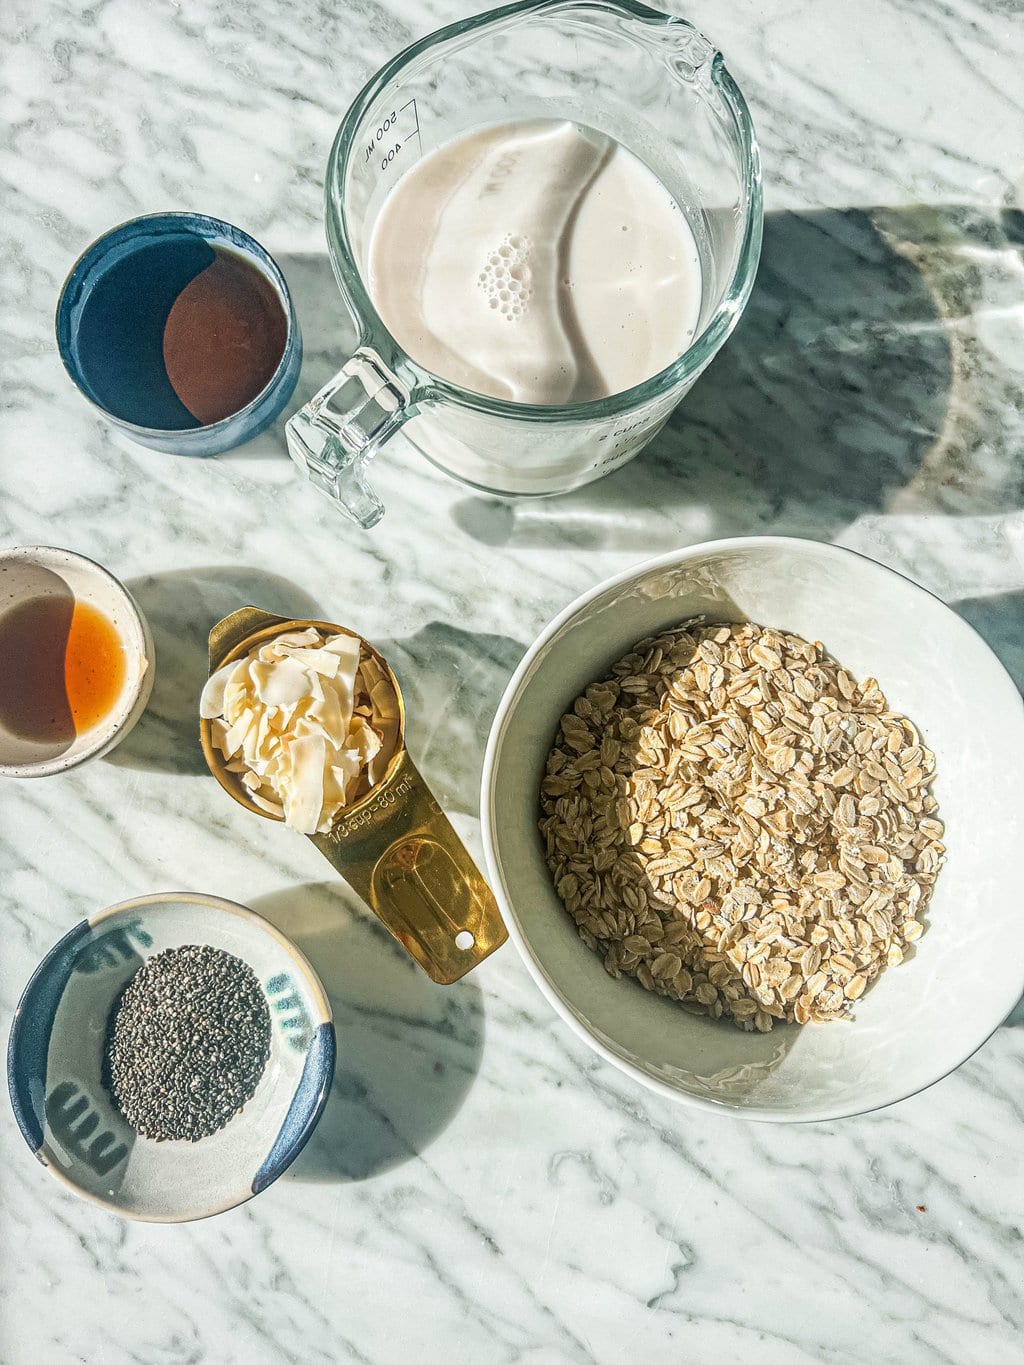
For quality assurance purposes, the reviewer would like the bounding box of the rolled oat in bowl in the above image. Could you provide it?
[538,622,945,1032]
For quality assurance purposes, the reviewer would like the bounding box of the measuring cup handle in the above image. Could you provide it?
[310,752,508,985]
[286,350,411,528]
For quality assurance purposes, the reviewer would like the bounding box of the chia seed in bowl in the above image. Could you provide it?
[104,945,271,1143]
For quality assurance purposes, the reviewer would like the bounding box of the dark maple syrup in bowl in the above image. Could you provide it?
[0,596,127,744]
[69,235,288,430]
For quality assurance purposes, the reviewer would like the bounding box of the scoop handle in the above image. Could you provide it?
[207,606,292,671]
[310,749,507,985]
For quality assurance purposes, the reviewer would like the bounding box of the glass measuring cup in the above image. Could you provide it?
[286,0,762,527]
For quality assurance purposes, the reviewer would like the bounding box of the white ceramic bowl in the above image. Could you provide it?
[7,893,335,1221]
[0,546,154,776]
[482,537,1024,1121]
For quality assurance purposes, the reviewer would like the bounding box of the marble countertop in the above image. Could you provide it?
[2,0,1023,1360]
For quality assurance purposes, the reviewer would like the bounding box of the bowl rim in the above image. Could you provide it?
[0,545,154,778]
[7,891,335,1221]
[480,533,1024,1122]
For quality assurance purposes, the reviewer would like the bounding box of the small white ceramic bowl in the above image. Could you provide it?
[482,537,1024,1121]
[0,545,154,777]
[7,893,335,1221]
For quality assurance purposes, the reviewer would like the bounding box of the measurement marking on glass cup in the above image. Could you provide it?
[364,99,421,171]
[399,99,423,156]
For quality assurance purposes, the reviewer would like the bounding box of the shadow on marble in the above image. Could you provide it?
[953,589,1024,1032]
[279,253,360,411]
[107,566,322,774]
[953,590,1024,696]
[251,880,484,1181]
[950,589,1024,1028]
[451,205,1001,550]
[376,621,528,819]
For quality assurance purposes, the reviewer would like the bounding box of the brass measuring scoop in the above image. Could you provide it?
[199,607,507,984]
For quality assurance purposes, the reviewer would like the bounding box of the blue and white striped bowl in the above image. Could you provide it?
[7,893,335,1222]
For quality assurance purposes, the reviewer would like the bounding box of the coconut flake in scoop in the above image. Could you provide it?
[201,627,400,834]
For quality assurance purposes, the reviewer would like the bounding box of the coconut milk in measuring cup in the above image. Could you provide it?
[286,0,763,527]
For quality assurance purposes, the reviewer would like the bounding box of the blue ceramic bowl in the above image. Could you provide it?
[7,893,335,1222]
[55,212,302,455]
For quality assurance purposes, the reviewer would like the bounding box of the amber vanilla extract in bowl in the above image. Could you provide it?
[0,546,154,777]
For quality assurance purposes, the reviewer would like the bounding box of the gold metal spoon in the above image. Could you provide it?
[199,607,507,984]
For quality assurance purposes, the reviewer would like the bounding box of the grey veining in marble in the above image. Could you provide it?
[1,0,1023,1361]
